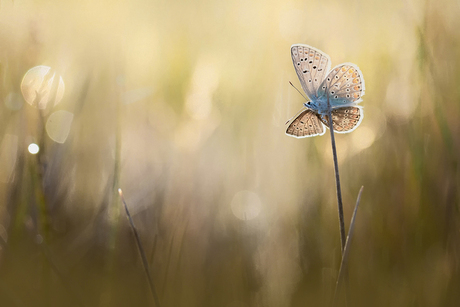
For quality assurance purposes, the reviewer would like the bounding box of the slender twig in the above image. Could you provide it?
[118,189,161,307]
[326,90,346,253]
[333,186,364,306]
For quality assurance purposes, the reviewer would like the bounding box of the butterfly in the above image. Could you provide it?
[286,44,365,138]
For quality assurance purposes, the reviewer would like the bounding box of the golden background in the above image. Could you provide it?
[0,0,459,306]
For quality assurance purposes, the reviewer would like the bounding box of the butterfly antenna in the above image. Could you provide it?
[289,81,309,101]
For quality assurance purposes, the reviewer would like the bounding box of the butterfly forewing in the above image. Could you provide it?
[317,63,365,107]
[319,106,363,133]
[286,109,325,138]
[291,45,331,100]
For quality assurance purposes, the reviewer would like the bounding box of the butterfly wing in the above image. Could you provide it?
[291,44,331,100]
[286,109,326,138]
[317,63,365,107]
[319,106,363,133]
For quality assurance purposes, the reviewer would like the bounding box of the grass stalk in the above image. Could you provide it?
[333,186,364,306]
[326,91,346,253]
[118,189,161,307]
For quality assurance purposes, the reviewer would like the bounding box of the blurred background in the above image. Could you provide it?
[0,0,459,306]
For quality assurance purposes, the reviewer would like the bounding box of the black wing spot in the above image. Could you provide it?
[318,69,322,71]
[346,94,350,98]
[309,60,313,64]
[313,65,317,69]
[297,63,300,66]
[335,75,339,79]
[303,70,307,73]
[308,80,312,83]
[300,58,304,61]
[346,89,350,92]
[327,78,331,81]
[345,109,349,113]
[314,78,317,81]
[322,86,326,89]
[331,91,335,94]
[334,95,338,99]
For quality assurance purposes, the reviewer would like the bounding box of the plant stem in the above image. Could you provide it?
[333,186,364,306]
[118,189,161,307]
[326,91,346,253]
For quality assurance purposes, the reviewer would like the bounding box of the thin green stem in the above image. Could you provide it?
[326,91,346,253]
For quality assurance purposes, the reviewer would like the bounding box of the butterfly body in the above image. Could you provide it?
[286,44,365,138]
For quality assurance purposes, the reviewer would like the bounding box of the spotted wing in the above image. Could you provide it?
[319,106,363,133]
[317,63,365,107]
[291,44,331,100]
[286,109,326,138]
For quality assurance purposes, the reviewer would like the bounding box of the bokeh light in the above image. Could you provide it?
[27,143,39,154]
[20,65,65,109]
[230,190,262,221]
[46,110,74,143]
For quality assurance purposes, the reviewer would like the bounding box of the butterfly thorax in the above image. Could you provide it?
[303,95,329,115]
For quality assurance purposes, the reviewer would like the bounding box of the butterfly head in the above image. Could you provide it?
[303,96,330,115]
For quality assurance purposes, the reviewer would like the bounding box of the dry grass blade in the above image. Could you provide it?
[333,186,364,306]
[118,189,161,307]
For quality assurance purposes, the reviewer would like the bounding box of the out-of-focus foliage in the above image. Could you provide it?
[0,0,459,306]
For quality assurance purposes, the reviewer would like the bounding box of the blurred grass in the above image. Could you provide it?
[0,0,460,306]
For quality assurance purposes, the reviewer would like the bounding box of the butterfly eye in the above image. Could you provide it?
[307,102,311,105]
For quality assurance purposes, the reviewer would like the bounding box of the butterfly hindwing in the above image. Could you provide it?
[291,44,331,100]
[286,109,325,138]
[317,63,365,107]
[319,106,363,133]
